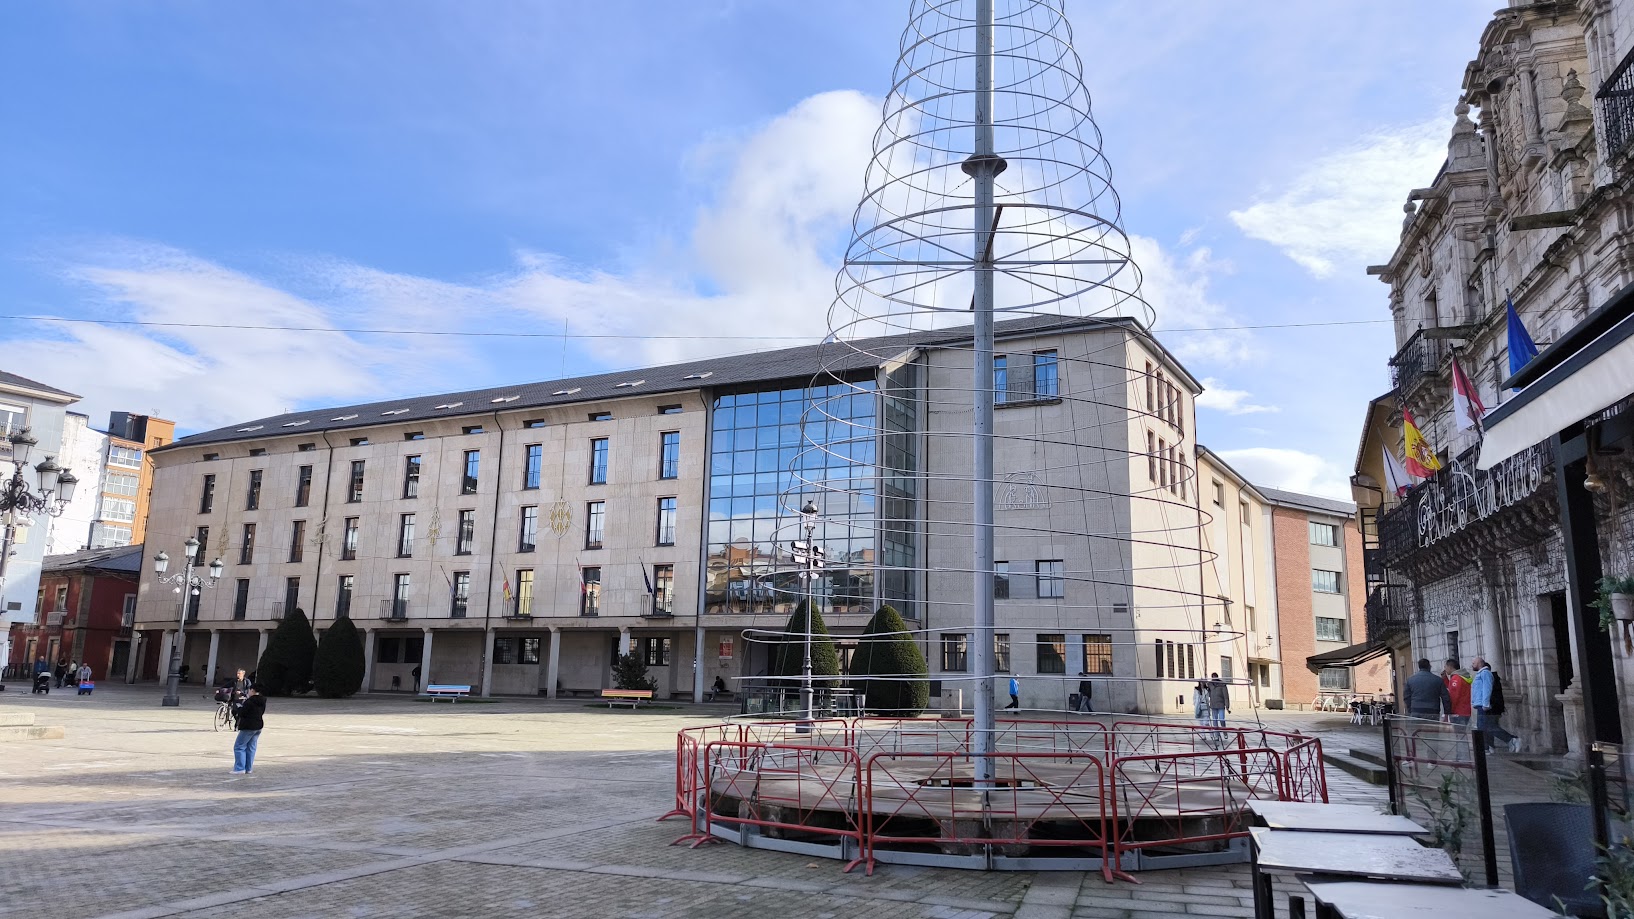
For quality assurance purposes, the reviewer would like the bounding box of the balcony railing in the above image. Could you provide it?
[1365,583,1413,641]
[1599,44,1634,162]
[1388,329,1444,392]
[379,599,408,621]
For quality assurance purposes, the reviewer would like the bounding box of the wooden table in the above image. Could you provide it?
[1248,801,1425,836]
[1302,880,1558,919]
[1250,828,1462,919]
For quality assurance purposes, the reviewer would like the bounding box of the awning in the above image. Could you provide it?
[1305,641,1392,675]
[1480,282,1634,469]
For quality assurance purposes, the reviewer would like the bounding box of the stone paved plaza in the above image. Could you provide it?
[0,685,1385,918]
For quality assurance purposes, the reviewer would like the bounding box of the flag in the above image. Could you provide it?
[640,558,655,596]
[501,571,512,603]
[1506,295,1539,388]
[1450,352,1486,431]
[1382,446,1411,498]
[442,567,455,598]
[1402,409,1443,478]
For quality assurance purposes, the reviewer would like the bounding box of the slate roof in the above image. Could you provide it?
[41,544,144,575]
[1257,486,1357,517]
[163,314,1149,451]
[0,371,80,401]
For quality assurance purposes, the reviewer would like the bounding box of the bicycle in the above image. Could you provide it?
[213,690,239,732]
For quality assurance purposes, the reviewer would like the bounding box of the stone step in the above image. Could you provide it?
[1348,747,1387,768]
[0,712,37,727]
[0,724,64,741]
[1324,750,1388,786]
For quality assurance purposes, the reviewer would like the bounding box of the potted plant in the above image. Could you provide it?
[1591,576,1634,631]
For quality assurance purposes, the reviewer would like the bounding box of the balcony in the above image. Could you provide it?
[44,610,66,627]
[1599,44,1634,162]
[379,599,409,621]
[1365,583,1413,641]
[1388,329,1444,393]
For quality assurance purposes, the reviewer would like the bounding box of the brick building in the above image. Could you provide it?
[6,545,141,681]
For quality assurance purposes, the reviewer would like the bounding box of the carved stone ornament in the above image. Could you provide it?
[998,471,1047,511]
[547,499,574,538]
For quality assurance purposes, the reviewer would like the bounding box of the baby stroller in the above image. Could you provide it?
[32,671,50,694]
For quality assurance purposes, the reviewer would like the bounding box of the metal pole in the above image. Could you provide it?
[162,561,189,707]
[1471,730,1499,887]
[802,515,815,723]
[1381,716,1399,815]
[967,0,999,788]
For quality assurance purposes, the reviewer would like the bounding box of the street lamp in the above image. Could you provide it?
[789,499,826,724]
[152,536,224,707]
[0,427,78,591]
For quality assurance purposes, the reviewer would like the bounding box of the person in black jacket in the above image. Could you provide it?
[231,686,266,775]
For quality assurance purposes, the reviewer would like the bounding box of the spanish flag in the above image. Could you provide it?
[1403,409,1442,479]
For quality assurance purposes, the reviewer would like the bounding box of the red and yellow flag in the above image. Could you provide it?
[1403,409,1443,479]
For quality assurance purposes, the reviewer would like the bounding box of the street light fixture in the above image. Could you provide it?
[0,427,78,593]
[152,535,224,706]
[789,499,826,724]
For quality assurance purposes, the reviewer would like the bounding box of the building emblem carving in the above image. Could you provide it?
[998,471,1046,511]
[547,499,573,538]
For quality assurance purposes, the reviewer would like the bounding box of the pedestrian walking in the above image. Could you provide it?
[1207,673,1230,728]
[76,662,93,695]
[1075,674,1093,713]
[1441,659,1472,728]
[411,664,422,693]
[1403,658,1451,720]
[1471,657,1520,753]
[54,657,68,688]
[1005,676,1019,710]
[1193,682,1209,724]
[231,685,266,775]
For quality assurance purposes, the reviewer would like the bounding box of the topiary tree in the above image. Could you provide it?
[612,651,657,692]
[851,604,929,716]
[256,608,317,696]
[769,601,840,690]
[312,615,366,698]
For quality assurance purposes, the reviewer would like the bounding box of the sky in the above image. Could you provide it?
[0,1,1498,499]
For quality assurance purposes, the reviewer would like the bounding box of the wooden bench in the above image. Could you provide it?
[425,684,472,702]
[601,688,653,708]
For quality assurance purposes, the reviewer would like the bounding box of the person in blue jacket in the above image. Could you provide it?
[1470,657,1520,754]
[1005,676,1020,709]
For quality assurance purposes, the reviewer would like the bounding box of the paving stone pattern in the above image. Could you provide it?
[0,687,1387,918]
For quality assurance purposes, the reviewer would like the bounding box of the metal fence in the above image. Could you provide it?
[1382,714,1498,886]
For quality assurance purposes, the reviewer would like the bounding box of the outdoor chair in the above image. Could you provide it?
[1504,802,1607,918]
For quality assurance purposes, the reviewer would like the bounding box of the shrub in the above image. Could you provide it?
[612,651,657,692]
[313,615,366,698]
[256,608,317,696]
[768,601,840,689]
[851,604,929,716]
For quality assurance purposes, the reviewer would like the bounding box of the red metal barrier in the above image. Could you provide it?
[700,740,866,870]
[664,723,743,844]
[1282,735,1329,803]
[1107,747,1286,865]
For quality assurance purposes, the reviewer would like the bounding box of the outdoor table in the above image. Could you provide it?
[1248,801,1425,836]
[1302,880,1558,919]
[1249,828,1462,919]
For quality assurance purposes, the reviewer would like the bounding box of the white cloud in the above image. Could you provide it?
[1196,378,1279,415]
[1215,447,1353,501]
[1133,237,1252,364]
[1228,118,1448,277]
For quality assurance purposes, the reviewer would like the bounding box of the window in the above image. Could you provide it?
[524,443,542,489]
[521,637,541,664]
[1447,630,1460,662]
[249,448,267,457]
[643,637,673,667]
[397,513,415,557]
[289,520,305,563]
[993,561,1010,599]
[0,403,23,437]
[586,501,605,549]
[659,404,683,415]
[196,526,210,562]
[53,585,68,611]
[102,498,136,522]
[494,637,516,665]
[121,593,137,628]
[104,473,139,497]
[1144,361,1155,412]
[580,567,601,616]
[588,411,612,422]
[941,633,969,671]
[233,579,250,620]
[450,571,469,618]
[1186,644,1197,679]
[200,474,216,513]
[1158,438,1168,488]
[1147,431,1157,482]
[341,517,359,560]
[1315,617,1346,642]
[523,418,546,429]
[350,437,369,447]
[515,569,534,616]
[336,575,353,619]
[298,443,315,452]
[462,425,484,435]
[993,354,1008,403]
[391,574,410,618]
[404,431,424,441]
[994,633,1011,672]
[295,465,312,507]
[108,445,142,468]
[1032,350,1059,398]
[1083,634,1113,675]
[519,505,538,552]
[1219,656,1233,681]
[660,431,681,479]
[1319,668,1351,690]
[589,437,609,484]
[246,469,262,510]
[284,577,300,618]
[1212,481,1224,507]
[456,509,476,555]
[462,450,480,494]
[1312,569,1341,594]
[1309,521,1339,547]
[348,460,365,503]
[1037,633,1066,674]
[240,523,256,564]
[656,497,677,546]
[1036,560,1065,598]
[653,564,674,614]
[403,455,421,498]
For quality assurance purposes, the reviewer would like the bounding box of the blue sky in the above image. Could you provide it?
[0,1,1496,497]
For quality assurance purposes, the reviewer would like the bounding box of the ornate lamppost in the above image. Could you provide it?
[789,499,826,723]
[0,427,78,591]
[152,537,224,707]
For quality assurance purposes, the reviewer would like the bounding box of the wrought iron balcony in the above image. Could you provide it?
[1365,583,1413,641]
[1599,45,1634,162]
[1388,329,1444,392]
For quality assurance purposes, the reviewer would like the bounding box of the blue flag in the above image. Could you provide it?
[1506,295,1538,389]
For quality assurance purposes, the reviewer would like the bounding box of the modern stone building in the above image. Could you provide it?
[1356,0,1634,758]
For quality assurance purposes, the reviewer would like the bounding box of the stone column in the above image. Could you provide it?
[126,632,141,683]
[693,622,706,704]
[481,627,496,698]
[157,631,174,684]
[256,629,270,660]
[618,627,632,655]
[419,627,434,693]
[362,628,376,693]
[204,630,222,689]
[546,627,561,699]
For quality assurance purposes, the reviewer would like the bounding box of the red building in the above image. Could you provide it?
[7,545,141,681]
